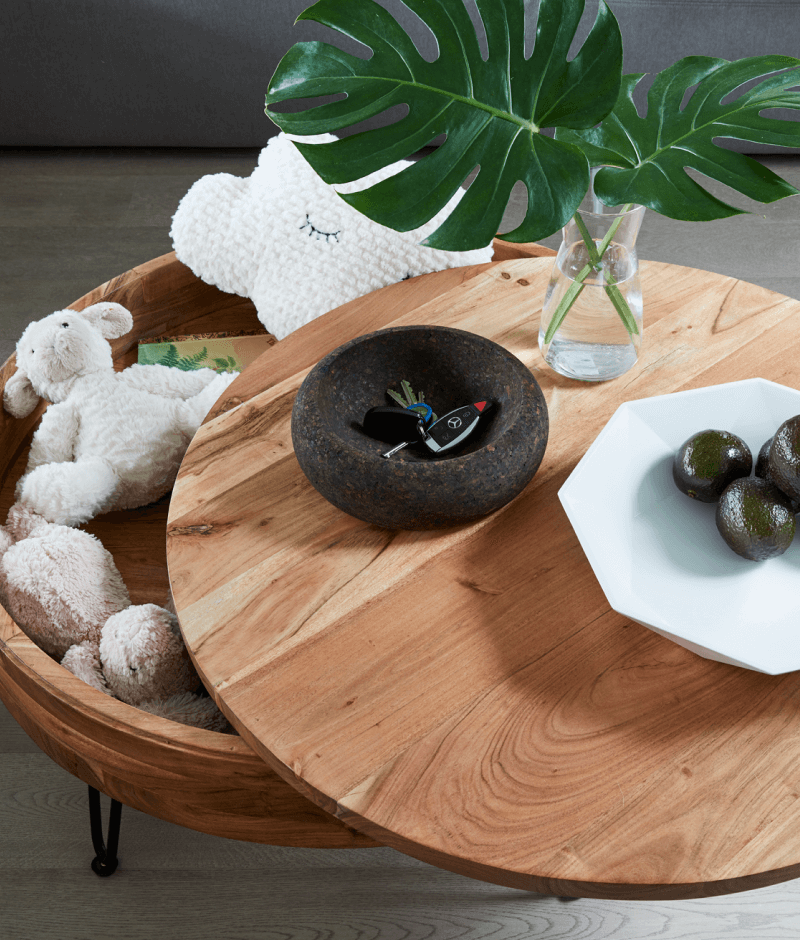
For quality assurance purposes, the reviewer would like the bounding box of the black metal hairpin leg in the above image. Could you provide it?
[88,785,122,876]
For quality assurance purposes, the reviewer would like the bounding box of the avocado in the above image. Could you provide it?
[673,429,752,502]
[716,477,796,560]
[756,436,774,479]
[755,435,800,513]
[768,415,800,504]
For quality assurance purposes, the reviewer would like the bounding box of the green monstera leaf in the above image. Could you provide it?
[266,0,623,250]
[557,56,800,220]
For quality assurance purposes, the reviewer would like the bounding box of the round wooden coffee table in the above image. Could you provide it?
[167,255,800,900]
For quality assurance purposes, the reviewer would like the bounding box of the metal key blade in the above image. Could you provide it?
[386,389,408,408]
[382,440,411,459]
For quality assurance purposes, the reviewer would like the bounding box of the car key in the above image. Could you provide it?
[363,406,425,444]
[381,400,495,458]
[421,400,495,454]
[386,381,437,422]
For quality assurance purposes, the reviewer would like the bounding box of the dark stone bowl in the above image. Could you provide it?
[291,325,549,529]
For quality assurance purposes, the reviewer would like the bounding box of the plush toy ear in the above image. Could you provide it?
[3,368,40,419]
[78,302,133,340]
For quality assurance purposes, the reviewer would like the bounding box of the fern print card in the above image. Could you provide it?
[137,331,275,374]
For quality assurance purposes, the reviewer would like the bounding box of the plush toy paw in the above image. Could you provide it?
[99,604,201,707]
[3,369,40,420]
[61,641,112,696]
[176,369,240,436]
[171,132,494,341]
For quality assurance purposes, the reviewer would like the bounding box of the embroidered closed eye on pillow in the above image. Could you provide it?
[170,133,494,340]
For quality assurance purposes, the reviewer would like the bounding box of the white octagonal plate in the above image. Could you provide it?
[559,378,800,674]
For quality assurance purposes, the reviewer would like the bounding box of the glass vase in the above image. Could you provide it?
[539,179,646,382]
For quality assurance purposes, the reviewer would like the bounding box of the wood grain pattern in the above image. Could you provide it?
[0,252,376,847]
[168,256,800,899]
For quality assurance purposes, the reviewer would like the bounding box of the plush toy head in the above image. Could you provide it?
[170,132,494,340]
[5,302,132,418]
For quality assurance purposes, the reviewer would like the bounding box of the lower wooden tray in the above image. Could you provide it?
[0,252,377,846]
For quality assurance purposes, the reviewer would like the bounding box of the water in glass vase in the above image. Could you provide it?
[538,182,646,382]
[539,238,642,381]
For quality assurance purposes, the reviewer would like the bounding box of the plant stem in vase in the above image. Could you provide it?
[539,181,646,382]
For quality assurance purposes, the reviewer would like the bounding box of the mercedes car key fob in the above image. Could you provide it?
[420,400,495,454]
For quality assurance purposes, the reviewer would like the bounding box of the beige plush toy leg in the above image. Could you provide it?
[0,510,130,659]
[127,590,234,732]
[0,506,56,609]
[17,456,118,527]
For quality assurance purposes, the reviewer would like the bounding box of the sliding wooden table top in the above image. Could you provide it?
[167,253,800,900]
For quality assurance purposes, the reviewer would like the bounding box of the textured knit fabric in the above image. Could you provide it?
[170,133,495,340]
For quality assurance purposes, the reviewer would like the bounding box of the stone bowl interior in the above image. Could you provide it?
[322,327,526,457]
[292,325,549,529]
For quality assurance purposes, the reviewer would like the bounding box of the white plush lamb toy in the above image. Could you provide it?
[3,301,237,527]
[170,132,495,340]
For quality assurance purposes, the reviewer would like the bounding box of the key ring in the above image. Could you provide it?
[405,402,432,423]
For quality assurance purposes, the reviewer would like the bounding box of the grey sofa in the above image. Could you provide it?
[2,0,799,149]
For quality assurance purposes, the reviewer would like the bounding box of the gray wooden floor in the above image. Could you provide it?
[2,148,800,939]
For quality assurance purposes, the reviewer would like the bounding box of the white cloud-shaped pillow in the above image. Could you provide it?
[170,133,494,340]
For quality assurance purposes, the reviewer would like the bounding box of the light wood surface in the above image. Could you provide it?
[6,146,800,940]
[0,253,376,847]
[168,255,800,900]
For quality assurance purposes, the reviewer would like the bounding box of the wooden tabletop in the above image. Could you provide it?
[167,254,800,900]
